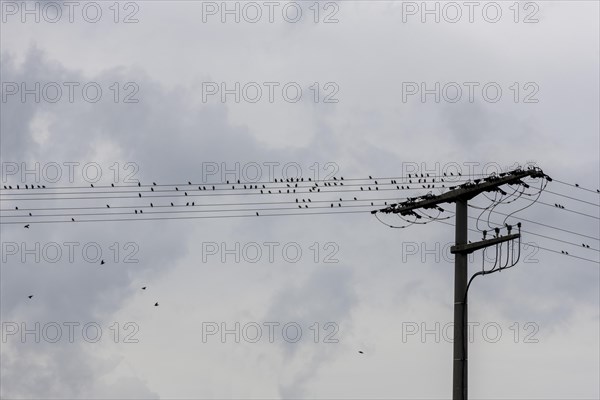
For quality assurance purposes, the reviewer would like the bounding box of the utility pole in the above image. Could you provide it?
[453,198,468,400]
[372,167,549,400]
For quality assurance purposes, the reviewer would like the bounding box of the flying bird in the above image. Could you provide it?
[154,302,159,307]
[24,224,30,229]
[142,287,147,290]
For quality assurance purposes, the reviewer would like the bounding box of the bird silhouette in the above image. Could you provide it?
[24,224,30,228]
[138,182,141,187]
[154,302,159,306]
[100,260,105,265]
[28,295,33,299]
[71,218,75,222]
[142,286,147,290]
[358,350,364,354]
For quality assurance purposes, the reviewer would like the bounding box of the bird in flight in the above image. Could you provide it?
[28,295,33,299]
[142,286,147,290]
[358,350,364,354]
[154,302,159,307]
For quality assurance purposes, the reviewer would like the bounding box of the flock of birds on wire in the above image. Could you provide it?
[2,169,600,307]
[3,172,480,226]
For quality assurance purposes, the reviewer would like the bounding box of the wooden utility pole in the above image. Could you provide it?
[373,167,547,400]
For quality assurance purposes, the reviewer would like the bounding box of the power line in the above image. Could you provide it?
[432,219,599,264]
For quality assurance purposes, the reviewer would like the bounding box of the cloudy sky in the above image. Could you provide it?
[1,1,599,399]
